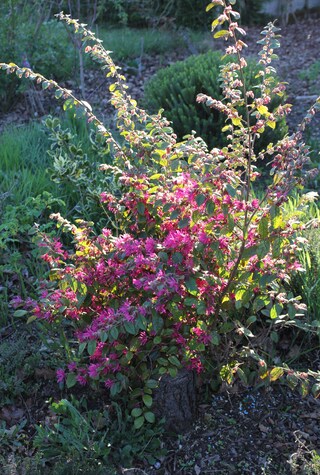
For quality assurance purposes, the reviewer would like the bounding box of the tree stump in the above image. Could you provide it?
[153,369,197,433]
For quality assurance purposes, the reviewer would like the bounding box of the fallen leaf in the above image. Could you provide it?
[259,423,269,433]
[194,464,201,475]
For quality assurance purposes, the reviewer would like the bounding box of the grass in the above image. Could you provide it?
[97,27,211,61]
[283,194,320,324]
[0,123,55,204]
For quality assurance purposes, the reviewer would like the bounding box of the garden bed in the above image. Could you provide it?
[1,12,320,475]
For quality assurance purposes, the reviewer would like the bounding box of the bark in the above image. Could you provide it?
[153,369,197,433]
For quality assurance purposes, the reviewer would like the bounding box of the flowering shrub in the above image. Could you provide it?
[2,1,320,427]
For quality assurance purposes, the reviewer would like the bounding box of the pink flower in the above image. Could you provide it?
[218,236,229,251]
[10,295,24,309]
[139,331,148,345]
[88,363,101,378]
[56,369,66,383]
[68,362,77,372]
[76,374,88,386]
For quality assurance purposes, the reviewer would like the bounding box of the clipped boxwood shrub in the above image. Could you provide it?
[144,51,287,153]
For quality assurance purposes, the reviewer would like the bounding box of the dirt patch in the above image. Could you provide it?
[143,385,320,475]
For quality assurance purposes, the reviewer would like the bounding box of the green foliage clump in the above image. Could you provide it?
[34,397,163,469]
[144,51,287,153]
[300,60,320,94]
[0,21,74,112]
[283,194,320,325]
[102,0,266,28]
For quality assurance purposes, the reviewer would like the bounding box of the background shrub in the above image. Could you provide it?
[144,51,288,153]
[101,0,267,28]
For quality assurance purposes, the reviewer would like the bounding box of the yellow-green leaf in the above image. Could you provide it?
[27,315,37,324]
[266,120,276,129]
[214,30,230,39]
[258,216,268,239]
[231,117,242,127]
[206,0,223,11]
[257,105,270,116]
[270,367,284,382]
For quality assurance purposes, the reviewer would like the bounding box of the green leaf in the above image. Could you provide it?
[14,310,28,317]
[169,367,178,378]
[312,383,320,398]
[237,368,248,385]
[152,313,164,333]
[178,217,190,229]
[134,416,145,429]
[144,411,156,423]
[197,301,206,315]
[87,340,97,355]
[158,251,168,262]
[195,194,206,206]
[79,342,86,355]
[257,241,270,259]
[42,80,50,90]
[272,237,282,258]
[206,200,215,215]
[168,356,181,367]
[185,277,198,295]
[170,209,180,220]
[145,379,159,389]
[137,202,145,215]
[246,315,257,325]
[142,394,153,408]
[211,331,220,345]
[184,297,198,307]
[110,381,122,397]
[225,183,237,197]
[110,327,119,340]
[131,408,143,418]
[55,89,64,99]
[172,252,183,264]
[66,373,76,388]
[220,322,234,333]
[124,320,136,335]
[235,289,246,301]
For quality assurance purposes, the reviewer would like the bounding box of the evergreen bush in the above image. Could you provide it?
[144,50,287,153]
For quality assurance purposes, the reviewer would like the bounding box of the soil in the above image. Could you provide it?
[144,384,320,475]
[1,16,320,475]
